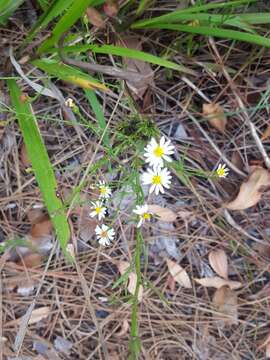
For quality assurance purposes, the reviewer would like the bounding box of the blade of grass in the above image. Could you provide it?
[0,0,24,25]
[32,58,108,91]
[7,79,71,257]
[45,43,196,75]
[25,0,75,44]
[138,23,270,48]
[132,0,257,28]
[37,0,96,54]
[84,89,111,148]
[133,12,270,33]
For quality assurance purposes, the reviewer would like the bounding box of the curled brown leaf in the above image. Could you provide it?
[194,277,242,290]
[208,249,228,279]
[212,285,238,327]
[166,258,192,289]
[225,166,270,210]
[203,103,227,134]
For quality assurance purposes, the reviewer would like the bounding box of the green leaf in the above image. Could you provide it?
[46,43,196,75]
[38,0,96,54]
[25,0,75,44]
[132,0,257,28]
[84,89,111,148]
[138,23,270,48]
[7,79,71,257]
[0,0,24,25]
[32,58,108,91]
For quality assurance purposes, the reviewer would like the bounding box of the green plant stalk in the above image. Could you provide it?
[129,230,142,360]
[128,169,145,359]
[7,79,71,258]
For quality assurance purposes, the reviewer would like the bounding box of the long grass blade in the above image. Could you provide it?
[7,79,71,257]
[45,43,196,75]
[132,0,256,28]
[0,0,24,25]
[38,0,96,54]
[139,23,270,48]
[25,0,75,44]
[32,58,108,91]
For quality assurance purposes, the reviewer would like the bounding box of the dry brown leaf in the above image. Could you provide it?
[5,306,50,327]
[115,319,129,338]
[17,253,43,268]
[118,36,154,99]
[103,0,118,17]
[117,261,143,302]
[231,151,244,171]
[203,103,227,134]
[166,258,192,289]
[208,249,228,279]
[27,208,45,223]
[148,204,177,222]
[212,286,238,327]
[261,125,270,141]
[194,277,242,290]
[86,7,105,28]
[225,166,270,210]
[30,215,52,239]
[20,142,31,168]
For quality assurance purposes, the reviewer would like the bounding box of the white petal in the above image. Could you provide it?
[160,136,165,146]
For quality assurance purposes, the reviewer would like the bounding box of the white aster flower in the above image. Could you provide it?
[142,167,172,195]
[133,204,152,228]
[89,201,107,220]
[95,224,115,246]
[216,163,229,178]
[97,180,112,200]
[144,136,175,169]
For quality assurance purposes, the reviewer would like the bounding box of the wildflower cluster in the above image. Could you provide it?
[90,180,115,246]
[133,136,175,228]
[141,136,174,195]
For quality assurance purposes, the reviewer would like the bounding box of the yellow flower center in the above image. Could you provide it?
[217,168,225,177]
[100,186,107,195]
[95,207,102,214]
[152,175,161,185]
[100,231,108,238]
[154,146,164,158]
[143,213,151,220]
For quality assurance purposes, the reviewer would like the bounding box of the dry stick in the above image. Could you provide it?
[208,37,270,170]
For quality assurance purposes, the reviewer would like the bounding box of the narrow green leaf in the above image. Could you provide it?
[32,58,107,91]
[139,23,270,48]
[84,90,111,148]
[38,0,96,54]
[0,0,24,25]
[132,0,257,28]
[45,43,196,75]
[7,79,71,257]
[25,0,75,44]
